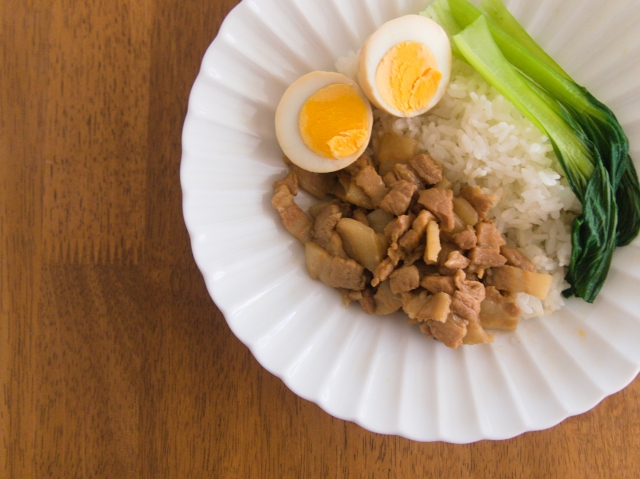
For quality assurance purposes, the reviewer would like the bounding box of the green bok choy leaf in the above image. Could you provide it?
[422,0,640,302]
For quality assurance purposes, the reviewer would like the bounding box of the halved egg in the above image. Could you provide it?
[358,15,451,118]
[275,71,373,173]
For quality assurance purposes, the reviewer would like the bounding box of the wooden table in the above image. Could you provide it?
[2,0,640,477]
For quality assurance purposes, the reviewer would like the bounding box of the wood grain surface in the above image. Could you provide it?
[2,0,640,477]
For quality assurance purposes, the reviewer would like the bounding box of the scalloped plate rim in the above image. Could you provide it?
[181,0,640,443]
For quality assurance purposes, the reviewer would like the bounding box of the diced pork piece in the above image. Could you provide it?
[381,214,414,268]
[403,245,425,266]
[485,265,553,300]
[436,242,460,276]
[418,323,434,337]
[296,169,336,199]
[475,222,506,249]
[418,188,455,232]
[382,171,399,188]
[320,231,346,258]
[283,157,336,199]
[400,291,428,321]
[453,226,477,250]
[313,204,346,257]
[398,217,433,255]
[500,245,536,272]
[341,289,376,313]
[305,242,366,291]
[341,289,362,306]
[344,153,375,175]
[468,246,507,268]
[420,292,452,323]
[415,262,440,279]
[421,313,467,349]
[393,163,423,188]
[460,186,497,220]
[354,165,389,206]
[335,172,375,209]
[387,244,403,264]
[394,210,434,258]
[359,288,376,315]
[470,223,506,271]
[384,215,413,243]
[308,200,334,220]
[371,256,398,287]
[421,275,456,295]
[450,270,492,345]
[273,170,299,195]
[402,290,452,323]
[308,199,351,220]
[389,265,420,295]
[411,209,434,235]
[272,183,313,244]
[445,250,471,269]
[439,215,466,245]
[480,286,520,331]
[451,270,486,323]
[424,221,441,264]
[352,208,369,226]
[397,230,421,258]
[409,153,443,185]
[379,180,417,216]
[374,280,403,315]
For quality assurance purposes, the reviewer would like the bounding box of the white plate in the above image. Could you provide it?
[181,0,640,443]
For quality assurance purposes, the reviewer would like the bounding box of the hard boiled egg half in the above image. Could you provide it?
[358,15,451,118]
[275,71,373,173]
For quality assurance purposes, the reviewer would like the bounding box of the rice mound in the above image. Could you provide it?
[336,53,581,318]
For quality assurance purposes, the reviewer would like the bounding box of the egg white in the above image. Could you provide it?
[275,71,373,173]
[357,15,451,118]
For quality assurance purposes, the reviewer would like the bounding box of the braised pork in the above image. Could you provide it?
[409,153,443,185]
[480,286,520,331]
[500,245,536,272]
[312,203,347,258]
[420,313,467,349]
[305,242,366,291]
[393,163,423,188]
[460,185,497,220]
[451,270,493,345]
[452,226,477,250]
[354,165,389,206]
[418,187,455,231]
[379,180,417,216]
[389,265,420,295]
[283,157,336,199]
[444,250,471,270]
[273,139,555,348]
[272,179,313,244]
[420,275,456,295]
[373,280,403,315]
[402,290,452,323]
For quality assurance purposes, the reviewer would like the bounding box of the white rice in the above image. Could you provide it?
[336,52,581,317]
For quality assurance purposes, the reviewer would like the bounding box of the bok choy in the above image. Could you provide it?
[423,0,640,302]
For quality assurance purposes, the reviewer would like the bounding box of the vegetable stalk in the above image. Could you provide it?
[423,0,640,302]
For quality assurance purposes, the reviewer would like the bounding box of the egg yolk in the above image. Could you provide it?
[375,41,442,114]
[299,83,369,159]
